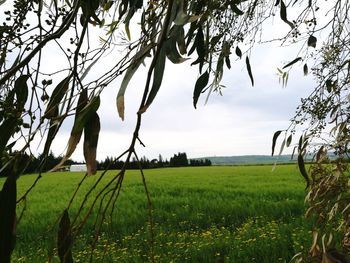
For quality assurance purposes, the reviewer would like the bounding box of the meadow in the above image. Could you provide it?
[7,165,312,262]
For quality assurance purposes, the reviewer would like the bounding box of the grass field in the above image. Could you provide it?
[6,165,312,262]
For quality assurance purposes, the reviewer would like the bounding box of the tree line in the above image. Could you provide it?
[98,152,211,170]
[0,152,211,176]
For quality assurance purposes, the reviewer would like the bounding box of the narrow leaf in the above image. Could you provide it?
[272,130,282,156]
[193,71,210,109]
[235,46,242,59]
[298,154,310,188]
[14,75,29,111]
[50,96,99,172]
[278,139,286,156]
[282,57,302,69]
[286,134,292,147]
[325,79,333,92]
[0,175,16,263]
[141,47,166,113]
[57,210,73,263]
[116,44,153,120]
[231,4,244,15]
[44,76,71,119]
[245,56,254,86]
[83,112,100,176]
[307,35,317,48]
[225,56,231,69]
[303,63,308,75]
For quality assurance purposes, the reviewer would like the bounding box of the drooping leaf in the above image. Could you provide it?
[280,0,294,28]
[225,56,231,69]
[14,75,29,112]
[278,139,286,156]
[0,118,17,156]
[140,47,166,113]
[50,95,99,172]
[193,71,210,109]
[272,130,282,156]
[57,210,73,263]
[164,28,189,64]
[286,134,292,147]
[190,26,206,73]
[245,56,254,86]
[0,175,16,263]
[175,26,187,55]
[44,90,87,158]
[231,4,244,15]
[307,35,317,48]
[83,112,100,176]
[282,57,302,69]
[275,0,280,6]
[303,63,308,75]
[235,46,242,59]
[298,154,310,188]
[116,44,153,120]
[325,79,333,92]
[43,76,71,119]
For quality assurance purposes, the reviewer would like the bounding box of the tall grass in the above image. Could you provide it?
[5,165,311,262]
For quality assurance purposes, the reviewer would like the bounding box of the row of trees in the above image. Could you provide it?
[98,153,212,170]
[0,152,212,176]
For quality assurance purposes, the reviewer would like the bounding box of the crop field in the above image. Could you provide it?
[6,165,312,262]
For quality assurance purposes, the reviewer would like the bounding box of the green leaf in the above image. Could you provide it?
[297,154,310,188]
[164,28,189,64]
[235,46,242,59]
[325,79,333,92]
[0,118,17,156]
[83,112,100,176]
[307,35,317,48]
[191,26,205,73]
[245,56,254,86]
[193,71,210,109]
[116,44,153,120]
[141,47,167,113]
[14,75,29,112]
[50,96,100,172]
[231,4,244,15]
[280,0,294,28]
[44,76,71,119]
[0,175,16,263]
[225,56,231,69]
[303,63,308,75]
[176,26,187,55]
[286,134,292,147]
[282,57,302,69]
[57,210,73,263]
[272,130,282,156]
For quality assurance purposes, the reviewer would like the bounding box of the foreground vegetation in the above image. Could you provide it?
[9,165,311,262]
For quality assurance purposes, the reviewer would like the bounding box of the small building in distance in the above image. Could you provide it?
[70,164,87,172]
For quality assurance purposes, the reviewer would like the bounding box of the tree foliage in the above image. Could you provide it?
[0,0,349,262]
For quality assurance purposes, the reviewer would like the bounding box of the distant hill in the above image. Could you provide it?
[193,155,303,165]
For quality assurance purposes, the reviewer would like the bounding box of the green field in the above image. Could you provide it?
[8,165,312,262]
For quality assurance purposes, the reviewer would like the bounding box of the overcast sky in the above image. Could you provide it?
[47,41,316,162]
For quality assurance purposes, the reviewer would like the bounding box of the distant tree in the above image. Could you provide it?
[169,152,188,167]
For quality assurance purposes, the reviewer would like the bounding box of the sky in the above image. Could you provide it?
[47,41,316,162]
[1,1,321,162]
